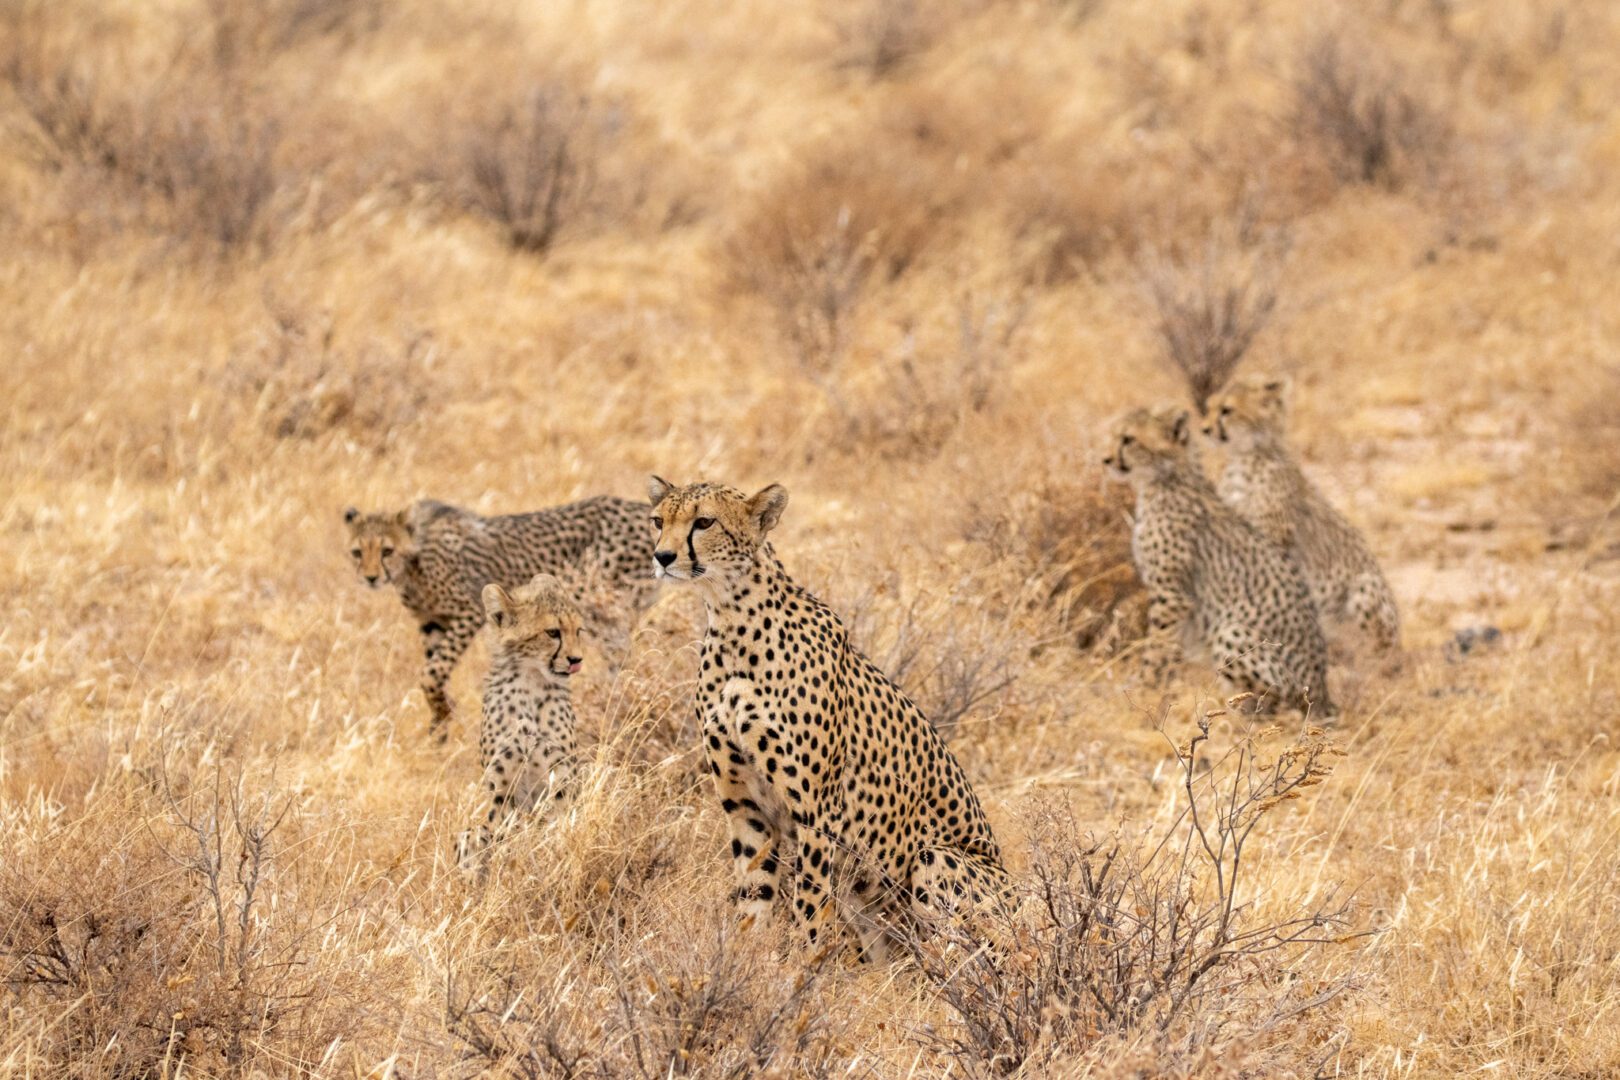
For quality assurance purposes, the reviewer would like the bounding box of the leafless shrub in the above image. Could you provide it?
[448,81,605,254]
[446,922,846,1079]
[1139,221,1288,414]
[830,291,1030,457]
[1288,31,1452,191]
[908,711,1364,1075]
[725,136,947,373]
[835,561,1031,738]
[204,0,383,65]
[833,0,952,78]
[966,466,1141,654]
[1,13,290,255]
[0,755,367,1076]
[220,302,443,448]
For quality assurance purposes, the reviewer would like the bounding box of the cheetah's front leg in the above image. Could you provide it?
[420,614,478,742]
[1141,585,1194,686]
[704,685,785,928]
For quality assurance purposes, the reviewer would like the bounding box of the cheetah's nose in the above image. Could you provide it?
[655,550,677,567]
[364,574,380,585]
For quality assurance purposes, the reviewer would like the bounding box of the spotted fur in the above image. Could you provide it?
[1104,406,1332,714]
[457,573,583,865]
[1205,377,1400,653]
[343,496,655,739]
[648,477,1010,961]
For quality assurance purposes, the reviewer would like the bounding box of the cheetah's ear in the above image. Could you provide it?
[392,507,414,535]
[747,483,789,535]
[1261,377,1291,407]
[648,475,676,506]
[1170,411,1191,445]
[483,583,512,628]
[343,506,360,525]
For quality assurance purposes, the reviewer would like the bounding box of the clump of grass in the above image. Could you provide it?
[220,302,443,450]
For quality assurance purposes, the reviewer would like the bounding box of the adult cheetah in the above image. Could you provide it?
[343,495,654,739]
[457,573,583,864]
[1205,376,1400,653]
[1103,406,1332,714]
[648,477,1009,960]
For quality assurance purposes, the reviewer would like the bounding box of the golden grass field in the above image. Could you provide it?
[3,0,1619,1075]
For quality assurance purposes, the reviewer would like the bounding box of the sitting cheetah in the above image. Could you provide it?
[343,495,654,740]
[1103,406,1332,714]
[1205,377,1400,653]
[648,477,1009,961]
[457,573,583,864]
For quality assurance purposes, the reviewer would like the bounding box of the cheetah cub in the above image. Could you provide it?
[456,573,584,865]
[1104,406,1332,714]
[648,477,1010,962]
[1205,377,1400,653]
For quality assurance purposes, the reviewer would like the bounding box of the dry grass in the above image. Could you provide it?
[4,0,1620,1076]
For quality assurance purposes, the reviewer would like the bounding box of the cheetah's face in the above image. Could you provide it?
[1102,406,1194,484]
[646,477,788,587]
[343,507,413,587]
[482,574,585,680]
[1203,377,1288,448]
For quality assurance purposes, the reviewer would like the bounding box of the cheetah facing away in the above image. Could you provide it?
[457,573,583,864]
[1205,377,1400,654]
[343,495,655,740]
[1103,406,1332,714]
[648,477,1009,961]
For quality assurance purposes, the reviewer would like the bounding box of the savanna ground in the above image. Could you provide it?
[2,0,1619,1076]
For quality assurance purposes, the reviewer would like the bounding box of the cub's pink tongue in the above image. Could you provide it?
[568,661,582,674]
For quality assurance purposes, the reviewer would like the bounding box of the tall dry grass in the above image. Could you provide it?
[3,0,1620,1076]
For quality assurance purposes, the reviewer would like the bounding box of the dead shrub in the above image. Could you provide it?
[446,914,848,1078]
[833,0,962,78]
[1138,219,1288,414]
[825,290,1030,458]
[832,558,1033,739]
[451,81,604,254]
[967,468,1141,655]
[908,712,1364,1075]
[725,135,948,373]
[1,14,291,255]
[220,303,443,449]
[0,761,373,1076]
[204,0,383,65]
[1287,30,1452,192]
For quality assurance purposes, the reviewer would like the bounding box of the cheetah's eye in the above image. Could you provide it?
[350,548,362,559]
[651,516,663,531]
[381,547,394,558]
[547,628,561,640]
[1220,406,1232,416]
[1120,435,1134,445]
[693,517,715,530]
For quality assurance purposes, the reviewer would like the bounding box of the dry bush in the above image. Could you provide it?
[832,0,965,78]
[446,918,849,1079]
[822,290,1030,458]
[445,80,607,255]
[204,0,383,65]
[834,561,1033,739]
[218,303,444,450]
[909,713,1362,1075]
[967,469,1140,655]
[0,11,292,255]
[1287,30,1453,192]
[725,135,949,372]
[0,756,377,1076]
[1138,220,1288,414]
